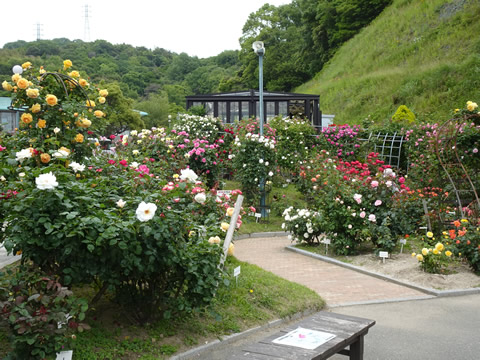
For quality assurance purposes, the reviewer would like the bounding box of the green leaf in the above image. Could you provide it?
[66,212,79,220]
[118,241,127,250]
[87,244,95,252]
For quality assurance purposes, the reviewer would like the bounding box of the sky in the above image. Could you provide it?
[1,0,292,58]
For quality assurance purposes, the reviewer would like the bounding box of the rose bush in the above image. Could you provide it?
[0,265,89,359]
[231,118,276,205]
[1,61,244,328]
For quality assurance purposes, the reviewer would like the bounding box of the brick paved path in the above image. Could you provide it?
[233,236,429,306]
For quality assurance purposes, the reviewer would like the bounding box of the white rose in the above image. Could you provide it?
[194,193,206,204]
[35,172,59,190]
[116,199,126,208]
[136,201,157,222]
[69,161,85,173]
[180,168,198,182]
[15,148,32,162]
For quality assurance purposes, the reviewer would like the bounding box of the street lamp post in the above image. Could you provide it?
[252,41,267,219]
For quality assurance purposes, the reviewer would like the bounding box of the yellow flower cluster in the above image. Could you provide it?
[466,101,478,112]
[412,242,451,263]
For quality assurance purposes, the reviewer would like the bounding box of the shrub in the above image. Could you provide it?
[449,218,480,274]
[0,266,89,359]
[231,119,276,205]
[269,116,317,173]
[392,105,415,124]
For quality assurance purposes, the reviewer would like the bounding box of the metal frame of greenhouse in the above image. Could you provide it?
[186,89,322,129]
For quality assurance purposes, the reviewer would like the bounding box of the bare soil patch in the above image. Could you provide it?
[343,252,480,291]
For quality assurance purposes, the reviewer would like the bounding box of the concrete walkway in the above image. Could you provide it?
[0,245,20,269]
[178,235,480,359]
[233,236,430,306]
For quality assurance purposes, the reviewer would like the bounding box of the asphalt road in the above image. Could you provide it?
[180,294,480,360]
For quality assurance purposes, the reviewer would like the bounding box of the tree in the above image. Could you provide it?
[134,93,170,129]
[101,82,144,134]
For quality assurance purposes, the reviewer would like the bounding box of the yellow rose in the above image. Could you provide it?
[208,236,221,245]
[26,88,40,99]
[99,89,108,97]
[2,81,12,91]
[63,59,73,70]
[226,207,235,217]
[445,251,452,257]
[22,62,32,69]
[16,78,29,90]
[416,254,424,262]
[435,243,444,252]
[421,248,429,256]
[466,101,478,111]
[98,96,106,104]
[40,153,51,164]
[68,70,80,78]
[75,133,84,143]
[86,100,95,108]
[460,219,468,223]
[426,231,433,238]
[221,222,230,232]
[45,94,58,106]
[37,119,47,129]
[21,113,33,124]
[94,110,104,118]
[11,74,21,82]
[79,78,89,87]
[30,103,41,113]
[59,146,71,154]
[227,243,234,256]
[432,249,439,255]
[76,118,92,128]
[39,68,46,74]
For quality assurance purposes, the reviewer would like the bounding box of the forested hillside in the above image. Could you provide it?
[0,0,392,128]
[297,0,480,125]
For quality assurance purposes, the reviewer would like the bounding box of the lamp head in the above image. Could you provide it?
[12,65,23,75]
[252,41,265,55]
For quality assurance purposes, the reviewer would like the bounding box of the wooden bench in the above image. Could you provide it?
[230,311,375,360]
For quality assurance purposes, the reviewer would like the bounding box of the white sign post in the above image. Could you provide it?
[321,238,331,255]
[379,251,389,264]
[220,195,244,269]
[399,238,407,254]
[234,265,241,286]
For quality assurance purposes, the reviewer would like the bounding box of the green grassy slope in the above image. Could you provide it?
[296,0,480,125]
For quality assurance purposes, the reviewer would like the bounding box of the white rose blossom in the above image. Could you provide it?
[69,161,85,173]
[194,193,206,204]
[15,148,33,162]
[180,168,198,182]
[136,201,157,222]
[116,199,126,208]
[35,172,59,190]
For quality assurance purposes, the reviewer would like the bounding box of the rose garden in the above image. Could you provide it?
[0,61,479,359]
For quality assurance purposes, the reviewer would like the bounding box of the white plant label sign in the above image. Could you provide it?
[379,251,389,264]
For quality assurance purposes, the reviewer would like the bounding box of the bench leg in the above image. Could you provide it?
[349,335,364,360]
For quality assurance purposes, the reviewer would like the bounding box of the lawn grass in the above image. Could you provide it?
[227,181,307,235]
[0,257,324,360]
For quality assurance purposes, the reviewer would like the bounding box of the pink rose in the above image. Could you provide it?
[371,180,379,187]
[374,200,382,206]
[360,211,366,218]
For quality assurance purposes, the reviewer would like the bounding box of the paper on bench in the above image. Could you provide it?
[272,327,336,350]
